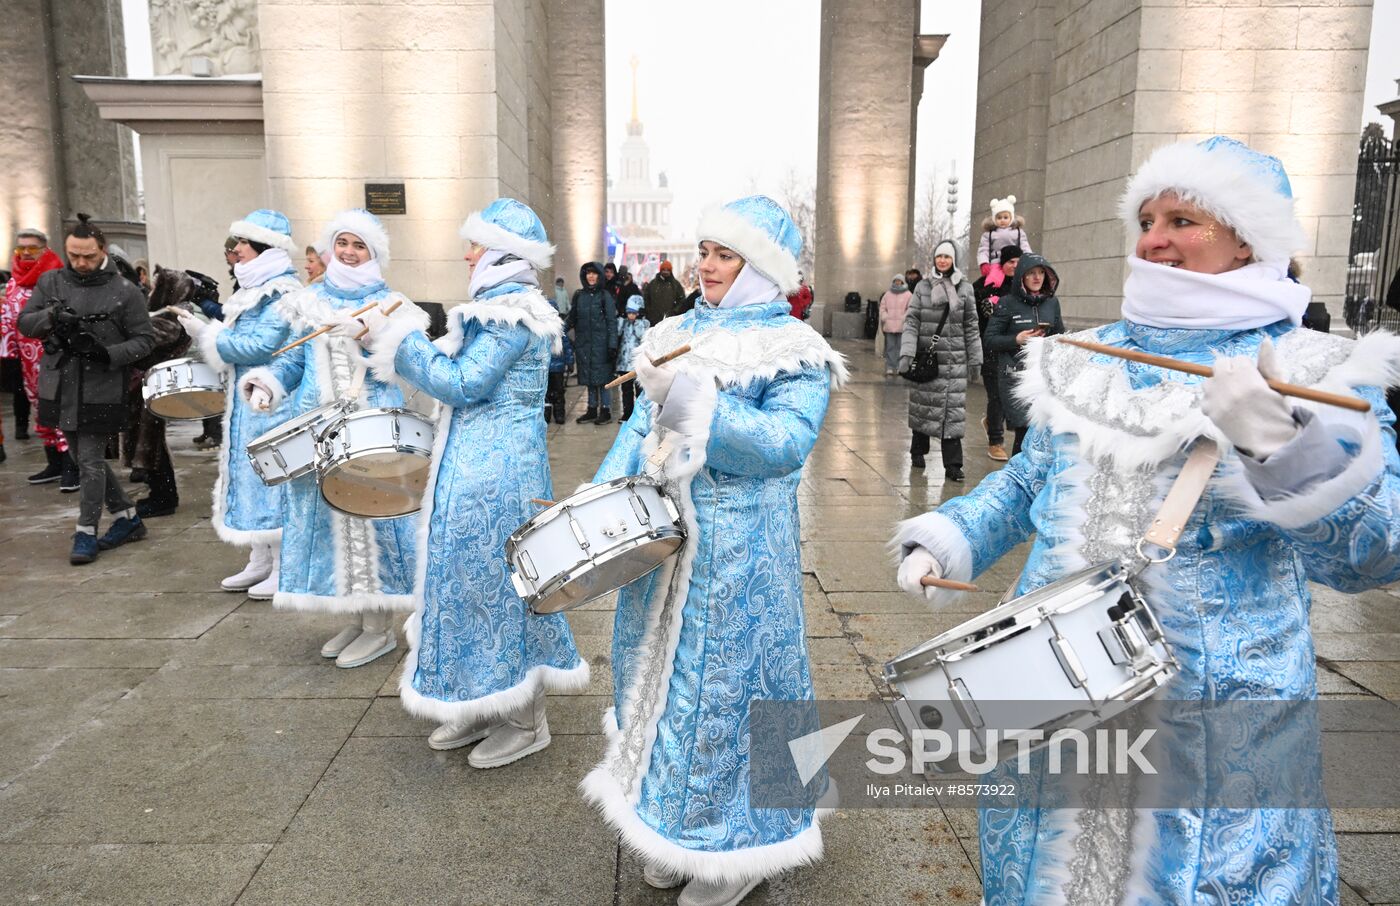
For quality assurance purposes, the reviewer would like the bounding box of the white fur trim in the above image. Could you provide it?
[221,277,303,328]
[432,290,565,359]
[640,316,848,391]
[228,219,298,253]
[362,294,432,384]
[275,286,339,333]
[1217,410,1385,529]
[697,205,801,294]
[890,511,975,609]
[197,320,229,372]
[240,366,286,411]
[1315,331,1400,394]
[210,372,282,548]
[459,213,555,270]
[271,591,415,613]
[322,210,391,266]
[579,763,825,885]
[398,654,591,725]
[1119,140,1307,265]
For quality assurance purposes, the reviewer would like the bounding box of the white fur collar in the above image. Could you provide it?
[1019,326,1400,468]
[641,314,849,389]
[223,275,302,326]
[432,288,563,358]
[276,284,402,332]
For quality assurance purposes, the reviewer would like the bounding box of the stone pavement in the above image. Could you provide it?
[0,337,1397,905]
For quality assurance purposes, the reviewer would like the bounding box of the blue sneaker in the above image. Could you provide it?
[97,515,148,551]
[70,532,98,565]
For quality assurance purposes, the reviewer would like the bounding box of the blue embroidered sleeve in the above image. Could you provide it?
[936,423,1053,576]
[593,399,651,483]
[214,298,292,365]
[393,325,527,408]
[705,366,830,478]
[259,333,307,395]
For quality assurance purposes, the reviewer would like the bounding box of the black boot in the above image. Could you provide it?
[59,452,81,493]
[594,408,612,425]
[574,407,598,424]
[28,446,63,484]
[136,497,178,519]
[0,444,5,463]
[553,407,566,425]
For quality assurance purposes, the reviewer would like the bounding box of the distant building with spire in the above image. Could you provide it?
[607,56,693,284]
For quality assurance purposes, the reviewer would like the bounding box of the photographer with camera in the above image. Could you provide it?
[18,214,155,564]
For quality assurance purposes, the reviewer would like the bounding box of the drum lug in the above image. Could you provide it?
[518,549,539,581]
[947,678,985,731]
[1049,633,1088,689]
[628,491,652,526]
[249,454,265,480]
[565,508,590,550]
[272,448,288,472]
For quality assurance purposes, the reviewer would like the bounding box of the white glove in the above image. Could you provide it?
[241,376,274,412]
[328,310,384,348]
[1201,338,1298,459]
[635,356,678,406]
[897,546,943,602]
[173,309,206,339]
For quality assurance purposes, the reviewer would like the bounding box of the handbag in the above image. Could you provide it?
[900,302,949,384]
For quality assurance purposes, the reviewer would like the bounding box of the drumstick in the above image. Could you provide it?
[272,300,383,356]
[530,497,555,507]
[353,298,403,340]
[604,344,693,389]
[1057,336,1372,413]
[920,576,980,592]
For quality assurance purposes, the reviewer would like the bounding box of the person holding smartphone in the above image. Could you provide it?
[983,252,1064,455]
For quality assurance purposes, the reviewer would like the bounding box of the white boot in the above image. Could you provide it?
[320,625,362,658]
[468,690,550,768]
[678,877,762,906]
[643,863,685,890]
[246,546,280,600]
[221,543,272,591]
[335,611,397,668]
[427,717,496,751]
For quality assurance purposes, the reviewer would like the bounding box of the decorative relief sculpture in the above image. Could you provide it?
[150,0,260,77]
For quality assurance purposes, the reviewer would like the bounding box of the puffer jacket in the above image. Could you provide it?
[984,253,1065,428]
[567,262,619,387]
[900,266,980,439]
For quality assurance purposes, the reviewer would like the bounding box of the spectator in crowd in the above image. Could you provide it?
[983,252,1065,455]
[553,275,571,317]
[18,214,156,564]
[545,299,573,424]
[786,269,814,319]
[642,260,685,323]
[676,285,700,318]
[223,236,241,290]
[133,258,151,292]
[602,262,619,302]
[125,268,192,518]
[304,243,327,284]
[613,266,638,307]
[904,267,922,294]
[2,228,66,475]
[973,245,1022,462]
[615,294,649,421]
[900,239,980,480]
[567,261,618,425]
[878,274,912,376]
[977,195,1034,278]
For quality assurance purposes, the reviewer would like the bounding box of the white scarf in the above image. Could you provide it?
[1121,256,1310,330]
[468,248,538,299]
[709,262,782,310]
[325,255,384,291]
[233,248,294,289]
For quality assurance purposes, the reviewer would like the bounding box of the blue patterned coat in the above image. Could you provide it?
[580,301,847,884]
[363,283,589,724]
[895,319,1400,905]
[243,279,424,613]
[198,273,301,545]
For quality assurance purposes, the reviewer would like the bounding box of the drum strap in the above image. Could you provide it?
[1138,438,1221,560]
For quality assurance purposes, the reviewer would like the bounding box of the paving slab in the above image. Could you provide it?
[1338,834,1400,904]
[0,842,271,905]
[0,592,243,640]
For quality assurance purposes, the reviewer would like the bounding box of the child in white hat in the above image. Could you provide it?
[976,195,1034,278]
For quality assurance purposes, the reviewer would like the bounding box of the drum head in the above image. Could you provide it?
[320,453,430,518]
[529,534,684,614]
[148,390,225,420]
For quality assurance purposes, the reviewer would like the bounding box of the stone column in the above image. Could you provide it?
[0,0,66,245]
[259,0,550,304]
[814,0,920,337]
[546,0,607,292]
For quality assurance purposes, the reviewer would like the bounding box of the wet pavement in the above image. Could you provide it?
[0,337,1396,904]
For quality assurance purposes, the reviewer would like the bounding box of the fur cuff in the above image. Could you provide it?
[459,213,554,270]
[398,659,591,726]
[197,320,229,372]
[271,591,416,613]
[240,366,287,411]
[890,511,975,608]
[364,299,431,384]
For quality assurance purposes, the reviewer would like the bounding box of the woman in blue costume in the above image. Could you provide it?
[353,198,589,766]
[892,136,1400,905]
[580,196,847,906]
[239,209,424,669]
[175,209,301,599]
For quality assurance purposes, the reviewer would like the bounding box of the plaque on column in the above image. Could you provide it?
[364,183,407,216]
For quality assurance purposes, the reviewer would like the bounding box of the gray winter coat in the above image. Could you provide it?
[567,261,620,387]
[900,268,981,439]
[18,260,155,434]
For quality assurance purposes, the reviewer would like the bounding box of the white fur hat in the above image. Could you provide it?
[228,209,299,254]
[1119,135,1306,265]
[990,196,1017,218]
[321,208,391,266]
[459,197,554,270]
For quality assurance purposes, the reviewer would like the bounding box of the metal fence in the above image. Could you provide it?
[1347,125,1400,334]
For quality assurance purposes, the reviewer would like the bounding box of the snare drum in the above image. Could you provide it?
[506,476,685,615]
[316,407,435,518]
[246,401,348,486]
[883,560,1177,770]
[143,357,226,420]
